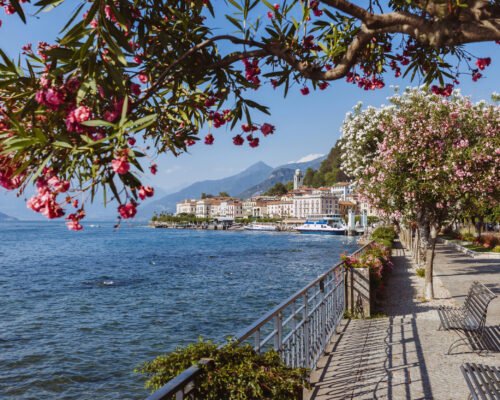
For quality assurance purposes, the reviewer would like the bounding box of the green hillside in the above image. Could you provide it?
[303,141,350,187]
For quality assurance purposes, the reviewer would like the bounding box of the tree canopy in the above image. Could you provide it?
[263,181,289,196]
[0,0,498,229]
[341,88,499,297]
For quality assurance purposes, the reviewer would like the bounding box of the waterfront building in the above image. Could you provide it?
[195,198,214,218]
[266,196,295,218]
[330,182,353,200]
[218,200,243,219]
[242,199,257,217]
[293,189,339,218]
[176,199,197,215]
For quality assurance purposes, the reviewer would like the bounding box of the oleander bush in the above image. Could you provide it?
[137,340,308,400]
[475,234,499,249]
[370,226,397,246]
[342,238,393,298]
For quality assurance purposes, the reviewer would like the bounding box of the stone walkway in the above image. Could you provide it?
[306,241,500,400]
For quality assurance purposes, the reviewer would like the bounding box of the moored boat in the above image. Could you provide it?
[296,215,346,235]
[244,223,278,231]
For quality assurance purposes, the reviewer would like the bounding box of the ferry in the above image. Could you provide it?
[296,214,347,235]
[245,223,278,231]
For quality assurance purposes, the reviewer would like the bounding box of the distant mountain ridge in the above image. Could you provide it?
[142,155,327,216]
[0,211,18,221]
[237,156,326,199]
[140,161,273,216]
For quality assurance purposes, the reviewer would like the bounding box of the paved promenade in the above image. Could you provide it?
[306,241,500,400]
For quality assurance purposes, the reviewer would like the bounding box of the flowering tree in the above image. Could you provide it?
[343,89,499,298]
[0,1,498,229]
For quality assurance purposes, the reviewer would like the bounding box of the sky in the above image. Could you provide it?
[0,2,499,196]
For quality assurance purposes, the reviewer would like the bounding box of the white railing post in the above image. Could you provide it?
[274,312,283,352]
[303,292,310,368]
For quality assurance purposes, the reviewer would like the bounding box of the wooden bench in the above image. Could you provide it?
[461,363,499,400]
[438,281,497,354]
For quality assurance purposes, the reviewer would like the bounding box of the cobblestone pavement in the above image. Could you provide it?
[306,241,500,400]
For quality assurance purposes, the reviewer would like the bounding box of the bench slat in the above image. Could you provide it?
[462,363,500,400]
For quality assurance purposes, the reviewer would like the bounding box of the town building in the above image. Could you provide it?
[176,199,197,215]
[330,182,353,201]
[293,189,339,218]
[266,197,295,218]
[218,200,243,219]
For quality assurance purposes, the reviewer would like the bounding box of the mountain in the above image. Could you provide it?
[0,210,18,221]
[140,161,273,216]
[237,155,326,199]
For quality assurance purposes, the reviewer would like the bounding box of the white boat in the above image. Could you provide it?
[296,215,347,235]
[244,223,278,231]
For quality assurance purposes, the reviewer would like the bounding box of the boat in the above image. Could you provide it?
[296,215,347,235]
[244,223,278,231]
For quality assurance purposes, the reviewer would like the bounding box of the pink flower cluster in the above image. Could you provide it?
[431,84,454,97]
[66,105,91,133]
[112,155,130,175]
[0,158,23,190]
[346,72,385,90]
[118,202,137,219]
[27,169,69,220]
[243,58,261,86]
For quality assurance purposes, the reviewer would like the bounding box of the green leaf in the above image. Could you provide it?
[80,119,116,128]
[119,96,129,127]
[9,0,26,23]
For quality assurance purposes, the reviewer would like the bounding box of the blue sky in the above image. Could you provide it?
[1,2,499,195]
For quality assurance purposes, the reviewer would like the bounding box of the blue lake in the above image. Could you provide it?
[0,221,358,399]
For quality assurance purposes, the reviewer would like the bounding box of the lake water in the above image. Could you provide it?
[0,222,358,399]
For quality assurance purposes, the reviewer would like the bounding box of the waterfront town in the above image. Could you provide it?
[0,1,499,400]
[173,170,372,222]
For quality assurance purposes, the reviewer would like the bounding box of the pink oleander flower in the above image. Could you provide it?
[111,157,130,175]
[73,106,91,123]
[104,110,119,122]
[66,219,83,231]
[260,123,275,136]
[130,83,141,96]
[232,134,244,146]
[475,57,491,71]
[118,202,137,219]
[138,186,154,200]
[204,134,214,145]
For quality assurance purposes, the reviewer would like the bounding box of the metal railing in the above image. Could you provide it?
[145,242,373,400]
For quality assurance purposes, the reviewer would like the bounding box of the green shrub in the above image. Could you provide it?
[492,245,500,253]
[460,232,476,242]
[371,226,396,247]
[137,340,308,400]
[416,267,425,278]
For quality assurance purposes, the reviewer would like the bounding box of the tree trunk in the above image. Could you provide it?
[418,221,429,267]
[424,225,438,300]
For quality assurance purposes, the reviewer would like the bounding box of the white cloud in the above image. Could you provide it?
[163,166,181,174]
[289,153,325,164]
